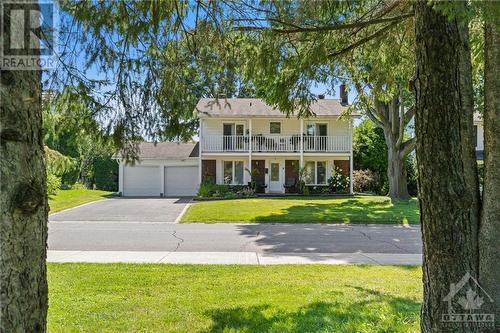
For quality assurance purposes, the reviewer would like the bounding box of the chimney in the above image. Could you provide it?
[318,94,325,99]
[340,84,348,105]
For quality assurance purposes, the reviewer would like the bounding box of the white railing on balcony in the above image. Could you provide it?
[303,135,350,152]
[202,135,248,152]
[202,135,350,152]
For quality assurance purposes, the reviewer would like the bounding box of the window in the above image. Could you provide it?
[306,123,327,136]
[305,161,327,185]
[305,161,315,184]
[271,163,280,181]
[234,161,244,184]
[223,161,244,185]
[317,161,327,184]
[223,161,233,184]
[270,122,281,134]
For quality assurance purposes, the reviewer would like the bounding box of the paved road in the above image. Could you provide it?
[49,197,191,223]
[48,222,422,254]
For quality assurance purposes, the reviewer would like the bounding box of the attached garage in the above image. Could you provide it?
[117,142,200,197]
[164,166,198,196]
[123,165,161,196]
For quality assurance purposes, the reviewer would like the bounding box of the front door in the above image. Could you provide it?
[269,161,282,193]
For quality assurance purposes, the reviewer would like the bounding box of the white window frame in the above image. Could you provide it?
[222,122,246,136]
[305,160,327,185]
[306,122,328,136]
[223,160,245,185]
[269,121,282,135]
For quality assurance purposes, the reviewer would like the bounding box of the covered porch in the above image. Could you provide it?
[199,154,353,195]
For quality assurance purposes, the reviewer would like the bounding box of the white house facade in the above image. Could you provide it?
[117,96,360,197]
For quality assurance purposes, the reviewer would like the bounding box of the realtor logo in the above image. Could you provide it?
[0,0,58,69]
[442,272,495,328]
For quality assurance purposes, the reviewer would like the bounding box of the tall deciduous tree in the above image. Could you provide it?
[235,1,416,200]
[480,1,500,325]
[0,4,48,331]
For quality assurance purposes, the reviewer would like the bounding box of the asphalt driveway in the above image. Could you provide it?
[49,197,192,223]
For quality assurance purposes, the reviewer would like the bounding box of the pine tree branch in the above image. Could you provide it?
[234,12,413,33]
[328,19,407,58]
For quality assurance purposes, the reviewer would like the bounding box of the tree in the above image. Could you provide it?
[233,1,416,199]
[353,119,387,177]
[0,4,48,331]
[479,1,500,325]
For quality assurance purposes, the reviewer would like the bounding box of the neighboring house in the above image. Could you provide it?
[117,92,360,196]
[474,113,484,161]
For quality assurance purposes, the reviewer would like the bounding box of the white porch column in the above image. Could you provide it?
[299,118,304,168]
[118,161,124,196]
[349,119,354,194]
[198,118,203,185]
[248,118,252,183]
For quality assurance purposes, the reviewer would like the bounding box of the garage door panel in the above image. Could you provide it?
[165,166,198,196]
[123,165,160,196]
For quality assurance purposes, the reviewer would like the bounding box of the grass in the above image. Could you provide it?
[48,188,114,213]
[182,195,419,224]
[48,264,421,332]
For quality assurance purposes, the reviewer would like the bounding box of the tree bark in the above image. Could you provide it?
[414,2,480,332]
[480,7,500,330]
[385,131,410,200]
[0,4,48,331]
[369,96,414,201]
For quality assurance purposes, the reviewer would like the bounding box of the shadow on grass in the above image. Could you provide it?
[252,197,419,224]
[202,286,420,332]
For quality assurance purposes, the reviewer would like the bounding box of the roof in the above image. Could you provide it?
[195,98,359,118]
[129,142,198,159]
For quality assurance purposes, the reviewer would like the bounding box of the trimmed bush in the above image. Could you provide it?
[353,169,383,194]
[197,181,255,199]
[47,172,61,195]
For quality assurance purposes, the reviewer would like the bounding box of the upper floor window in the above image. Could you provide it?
[307,123,327,136]
[270,122,281,134]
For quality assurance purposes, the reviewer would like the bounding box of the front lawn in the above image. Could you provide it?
[182,195,419,224]
[48,264,421,332]
[48,188,114,213]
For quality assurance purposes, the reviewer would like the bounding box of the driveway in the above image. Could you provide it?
[49,197,192,223]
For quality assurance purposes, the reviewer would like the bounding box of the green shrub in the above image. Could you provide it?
[353,169,382,194]
[47,173,61,195]
[93,157,118,191]
[197,180,255,199]
[327,166,349,193]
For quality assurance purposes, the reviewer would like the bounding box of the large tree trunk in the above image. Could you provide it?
[384,131,410,200]
[0,4,48,331]
[414,2,480,332]
[480,7,500,329]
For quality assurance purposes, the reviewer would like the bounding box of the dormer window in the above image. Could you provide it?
[270,122,281,134]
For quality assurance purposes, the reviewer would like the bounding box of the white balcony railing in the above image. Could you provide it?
[202,135,350,153]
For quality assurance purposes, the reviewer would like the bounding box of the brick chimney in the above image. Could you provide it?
[340,84,348,105]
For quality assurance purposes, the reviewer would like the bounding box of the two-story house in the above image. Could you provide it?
[117,95,359,197]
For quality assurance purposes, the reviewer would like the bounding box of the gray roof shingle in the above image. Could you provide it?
[196,98,358,117]
[132,142,198,159]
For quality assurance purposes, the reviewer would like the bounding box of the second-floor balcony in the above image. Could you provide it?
[202,135,351,153]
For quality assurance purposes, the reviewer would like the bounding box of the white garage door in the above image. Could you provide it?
[123,165,161,196]
[165,166,198,196]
